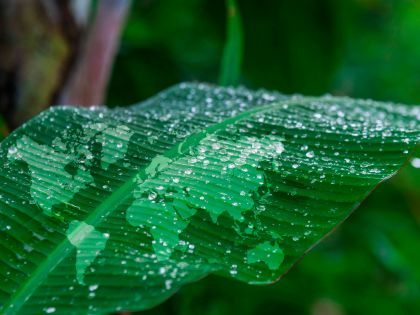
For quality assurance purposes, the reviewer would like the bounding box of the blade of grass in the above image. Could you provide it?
[219,0,243,86]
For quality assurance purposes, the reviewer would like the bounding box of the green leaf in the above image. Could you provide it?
[0,83,418,314]
[219,0,243,86]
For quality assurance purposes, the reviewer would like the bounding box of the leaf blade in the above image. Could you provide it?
[0,83,418,314]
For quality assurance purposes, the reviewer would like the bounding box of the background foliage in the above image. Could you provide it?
[0,116,7,141]
[1,0,419,314]
[107,1,420,314]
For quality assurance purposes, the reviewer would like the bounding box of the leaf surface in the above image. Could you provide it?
[0,83,419,314]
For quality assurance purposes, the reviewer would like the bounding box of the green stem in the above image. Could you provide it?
[219,0,243,86]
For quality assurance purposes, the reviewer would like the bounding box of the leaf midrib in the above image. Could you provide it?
[3,98,291,314]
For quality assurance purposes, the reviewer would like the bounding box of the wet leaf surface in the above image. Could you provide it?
[0,83,419,314]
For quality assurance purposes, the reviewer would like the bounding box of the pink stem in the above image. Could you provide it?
[61,0,131,106]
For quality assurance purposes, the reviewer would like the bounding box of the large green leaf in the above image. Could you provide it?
[0,83,418,314]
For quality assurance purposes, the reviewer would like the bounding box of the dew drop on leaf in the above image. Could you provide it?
[411,158,420,168]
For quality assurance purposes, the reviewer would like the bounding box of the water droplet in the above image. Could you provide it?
[274,142,284,154]
[148,192,157,200]
[44,307,56,314]
[411,158,420,168]
[8,147,17,155]
[165,279,173,290]
[212,143,221,150]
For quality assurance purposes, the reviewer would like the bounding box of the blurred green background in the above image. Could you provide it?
[108,0,420,105]
[2,0,419,314]
[107,1,420,314]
